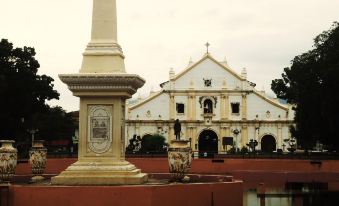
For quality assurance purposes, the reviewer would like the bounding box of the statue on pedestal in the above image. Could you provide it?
[174,119,181,140]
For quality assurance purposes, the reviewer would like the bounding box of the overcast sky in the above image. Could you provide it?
[1,0,339,112]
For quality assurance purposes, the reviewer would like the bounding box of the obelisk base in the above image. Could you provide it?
[51,160,148,185]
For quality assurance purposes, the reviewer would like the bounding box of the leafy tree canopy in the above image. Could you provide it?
[0,39,74,145]
[140,134,167,153]
[34,106,76,141]
[271,22,339,151]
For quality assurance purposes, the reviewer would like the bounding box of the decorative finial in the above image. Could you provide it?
[189,57,193,64]
[223,56,228,64]
[241,67,247,79]
[169,67,175,79]
[205,42,210,54]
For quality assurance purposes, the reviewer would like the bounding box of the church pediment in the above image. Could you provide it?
[170,54,246,90]
[172,54,244,82]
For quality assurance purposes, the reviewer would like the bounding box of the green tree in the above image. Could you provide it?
[271,22,339,151]
[0,39,60,141]
[140,134,167,153]
[34,106,76,142]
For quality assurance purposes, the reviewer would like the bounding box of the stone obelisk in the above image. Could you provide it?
[51,0,148,185]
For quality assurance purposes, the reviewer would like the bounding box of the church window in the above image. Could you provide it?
[204,99,213,114]
[231,102,240,114]
[176,103,185,114]
[266,111,271,118]
[203,78,212,87]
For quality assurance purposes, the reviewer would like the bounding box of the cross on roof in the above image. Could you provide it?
[205,42,210,53]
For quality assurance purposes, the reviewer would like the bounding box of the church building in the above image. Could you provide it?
[126,52,294,154]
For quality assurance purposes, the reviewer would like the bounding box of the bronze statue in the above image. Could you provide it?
[174,119,181,140]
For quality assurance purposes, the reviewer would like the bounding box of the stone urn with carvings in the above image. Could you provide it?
[0,140,18,182]
[29,140,47,181]
[167,140,192,182]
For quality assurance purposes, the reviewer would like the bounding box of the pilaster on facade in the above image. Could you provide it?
[254,122,260,142]
[185,125,196,150]
[241,124,248,147]
[220,94,226,120]
[187,95,191,120]
[277,123,283,149]
[220,94,229,120]
[169,94,175,120]
[241,94,247,120]
[191,95,196,120]
[192,127,198,150]
[187,94,195,120]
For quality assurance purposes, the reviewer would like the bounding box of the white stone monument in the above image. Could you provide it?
[51,0,148,185]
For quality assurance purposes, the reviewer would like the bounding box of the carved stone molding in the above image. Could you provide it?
[59,73,145,96]
[84,41,124,57]
[87,105,113,154]
[199,96,218,108]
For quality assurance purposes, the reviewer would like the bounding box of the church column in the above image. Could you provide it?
[219,125,227,152]
[254,122,260,142]
[219,126,224,152]
[241,124,248,148]
[225,95,229,120]
[226,126,231,151]
[192,127,198,151]
[186,126,194,150]
[277,124,282,149]
[169,94,175,120]
[187,95,192,120]
[220,95,226,120]
[191,95,196,120]
[242,94,247,120]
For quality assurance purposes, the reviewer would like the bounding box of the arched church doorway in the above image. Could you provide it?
[198,130,218,158]
[261,135,276,153]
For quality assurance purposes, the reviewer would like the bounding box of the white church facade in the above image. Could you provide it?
[126,53,294,154]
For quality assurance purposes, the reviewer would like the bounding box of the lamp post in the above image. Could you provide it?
[247,139,258,153]
[28,129,39,147]
[232,128,241,152]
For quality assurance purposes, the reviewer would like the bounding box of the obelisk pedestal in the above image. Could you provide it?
[51,0,147,185]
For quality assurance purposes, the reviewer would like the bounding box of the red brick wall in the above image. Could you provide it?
[10,181,243,206]
[16,158,339,175]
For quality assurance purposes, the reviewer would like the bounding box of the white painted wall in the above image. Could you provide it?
[247,93,288,120]
[129,93,170,120]
[174,58,242,90]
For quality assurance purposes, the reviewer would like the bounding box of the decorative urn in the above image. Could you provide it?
[29,140,47,181]
[167,139,192,181]
[0,140,18,182]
